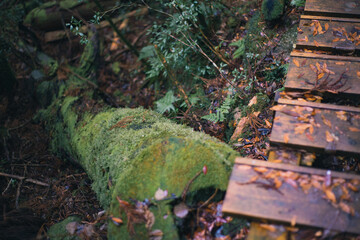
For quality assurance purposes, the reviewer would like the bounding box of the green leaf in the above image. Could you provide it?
[155,90,180,114]
[229,39,245,59]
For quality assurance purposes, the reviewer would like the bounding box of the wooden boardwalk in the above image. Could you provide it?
[223,0,360,238]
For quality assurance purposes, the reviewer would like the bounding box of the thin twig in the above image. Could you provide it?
[196,188,218,225]
[181,170,203,201]
[0,172,49,187]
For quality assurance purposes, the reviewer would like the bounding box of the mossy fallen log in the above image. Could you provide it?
[38,31,238,239]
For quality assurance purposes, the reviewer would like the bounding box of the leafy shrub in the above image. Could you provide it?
[290,0,306,7]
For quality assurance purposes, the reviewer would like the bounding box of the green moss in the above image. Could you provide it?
[261,0,284,23]
[47,216,81,240]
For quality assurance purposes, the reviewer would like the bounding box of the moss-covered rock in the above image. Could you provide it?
[261,0,285,24]
[47,216,81,240]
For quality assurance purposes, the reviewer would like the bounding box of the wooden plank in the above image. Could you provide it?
[301,15,360,23]
[304,0,360,18]
[277,99,360,113]
[285,55,360,95]
[269,103,360,154]
[296,18,360,53]
[291,51,360,62]
[222,158,360,234]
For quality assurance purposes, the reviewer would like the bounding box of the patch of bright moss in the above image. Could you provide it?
[47,216,81,240]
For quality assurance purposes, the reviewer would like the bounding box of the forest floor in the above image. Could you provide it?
[0,1,306,239]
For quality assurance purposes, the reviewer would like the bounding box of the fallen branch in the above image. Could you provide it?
[0,172,49,187]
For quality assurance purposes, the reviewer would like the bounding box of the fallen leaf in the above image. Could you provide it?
[248,96,257,106]
[357,71,360,79]
[335,62,346,65]
[293,59,300,67]
[305,36,308,42]
[265,119,272,128]
[347,183,358,192]
[111,217,123,226]
[333,38,340,42]
[272,177,282,189]
[314,40,319,47]
[338,202,355,216]
[325,131,334,142]
[155,188,168,201]
[325,23,329,31]
[284,133,289,143]
[174,202,189,218]
[270,105,286,111]
[301,59,307,67]
[317,72,325,80]
[254,167,268,173]
[291,216,297,227]
[149,229,163,240]
[321,115,332,127]
[349,127,360,132]
[324,188,337,203]
[284,178,298,188]
[336,111,347,121]
[294,123,312,134]
[259,224,277,232]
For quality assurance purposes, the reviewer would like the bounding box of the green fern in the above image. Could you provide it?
[229,39,245,59]
[202,94,234,122]
[155,90,180,114]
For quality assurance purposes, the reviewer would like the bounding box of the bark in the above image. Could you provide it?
[39,30,238,239]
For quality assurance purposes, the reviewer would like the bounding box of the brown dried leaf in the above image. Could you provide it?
[274,177,282,189]
[325,131,334,142]
[333,38,340,42]
[284,178,298,188]
[305,36,308,42]
[325,23,329,31]
[335,62,346,65]
[293,59,300,67]
[321,115,332,127]
[324,188,337,203]
[357,71,360,79]
[338,202,355,216]
[284,133,289,143]
[317,72,325,80]
[314,40,319,47]
[347,183,358,192]
[254,167,268,173]
[349,127,360,132]
[336,111,347,121]
[270,105,286,111]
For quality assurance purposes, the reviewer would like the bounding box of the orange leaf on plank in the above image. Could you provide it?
[324,188,336,203]
[338,202,355,216]
[325,23,329,31]
[336,111,347,121]
[270,105,286,111]
[297,73,305,78]
[305,36,308,42]
[284,133,289,143]
[293,59,300,67]
[317,72,325,80]
[321,115,331,127]
[332,38,340,42]
[314,40,319,47]
[335,62,345,65]
[325,131,334,142]
[357,71,360,78]
[253,167,268,173]
[349,127,360,132]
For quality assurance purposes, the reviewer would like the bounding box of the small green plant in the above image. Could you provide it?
[229,39,245,59]
[155,90,180,114]
[290,0,306,7]
[202,93,235,122]
[66,12,102,45]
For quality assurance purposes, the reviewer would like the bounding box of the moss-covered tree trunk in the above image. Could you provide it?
[38,30,238,239]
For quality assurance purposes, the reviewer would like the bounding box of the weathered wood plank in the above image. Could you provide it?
[291,51,360,62]
[304,0,360,18]
[269,102,360,154]
[296,18,360,53]
[222,158,360,234]
[285,54,360,95]
[277,99,360,113]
